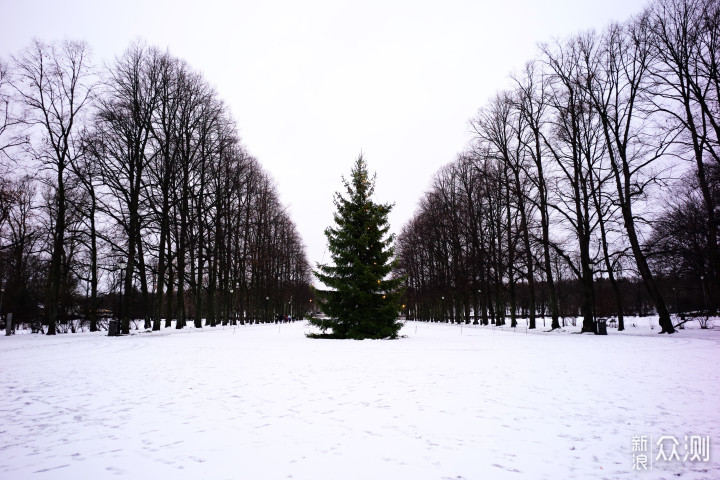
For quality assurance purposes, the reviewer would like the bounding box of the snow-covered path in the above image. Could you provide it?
[1,321,718,479]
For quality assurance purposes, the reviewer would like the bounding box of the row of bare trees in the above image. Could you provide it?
[0,41,312,334]
[395,0,719,333]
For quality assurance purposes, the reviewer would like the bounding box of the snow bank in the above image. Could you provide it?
[1,320,718,479]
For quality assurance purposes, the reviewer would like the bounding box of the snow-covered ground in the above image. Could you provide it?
[1,319,718,480]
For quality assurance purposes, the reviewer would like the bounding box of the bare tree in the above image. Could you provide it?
[648,0,720,309]
[580,18,675,333]
[0,59,27,163]
[12,40,94,335]
[541,35,608,333]
[72,130,103,331]
[513,63,562,329]
[0,176,43,324]
[94,42,162,334]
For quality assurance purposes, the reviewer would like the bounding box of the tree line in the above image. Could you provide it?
[0,41,312,335]
[395,0,718,333]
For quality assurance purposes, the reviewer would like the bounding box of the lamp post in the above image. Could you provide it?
[477,289,482,325]
[441,296,445,323]
[118,261,127,334]
[700,275,708,310]
[266,296,270,323]
[592,273,598,325]
[229,287,234,326]
[235,282,240,325]
[0,286,4,321]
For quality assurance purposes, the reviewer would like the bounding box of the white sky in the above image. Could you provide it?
[1,0,649,273]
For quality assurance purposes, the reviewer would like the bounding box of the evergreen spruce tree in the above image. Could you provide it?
[311,155,404,339]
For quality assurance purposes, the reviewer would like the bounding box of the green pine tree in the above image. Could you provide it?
[311,155,404,339]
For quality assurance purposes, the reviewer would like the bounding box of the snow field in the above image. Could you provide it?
[1,320,719,479]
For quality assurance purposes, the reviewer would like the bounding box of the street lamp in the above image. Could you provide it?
[235,282,241,324]
[1,286,5,331]
[700,275,708,310]
[229,287,234,325]
[118,261,127,334]
[441,296,445,323]
[266,296,270,323]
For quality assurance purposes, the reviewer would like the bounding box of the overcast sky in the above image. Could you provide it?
[1,0,648,273]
